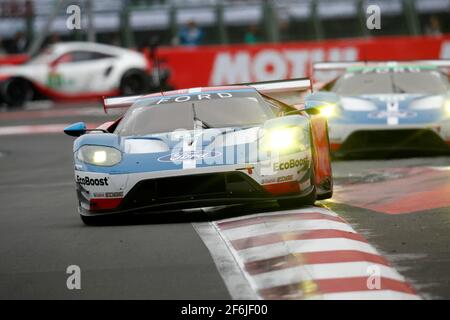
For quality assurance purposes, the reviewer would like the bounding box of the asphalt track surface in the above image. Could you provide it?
[0,102,449,299]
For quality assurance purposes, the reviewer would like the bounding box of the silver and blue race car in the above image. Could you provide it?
[313,60,450,157]
[64,79,333,224]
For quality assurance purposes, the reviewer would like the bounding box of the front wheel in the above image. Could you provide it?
[316,190,333,200]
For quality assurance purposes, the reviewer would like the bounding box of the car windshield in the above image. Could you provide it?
[114,90,276,136]
[331,69,448,95]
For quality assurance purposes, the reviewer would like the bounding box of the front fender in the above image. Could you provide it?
[74,133,122,152]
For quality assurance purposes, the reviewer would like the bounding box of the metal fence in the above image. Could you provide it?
[0,0,448,53]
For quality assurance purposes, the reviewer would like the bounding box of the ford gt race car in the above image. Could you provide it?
[0,42,162,107]
[64,79,333,224]
[313,60,450,157]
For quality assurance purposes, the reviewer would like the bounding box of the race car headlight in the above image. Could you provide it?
[265,127,304,152]
[445,100,450,115]
[319,103,337,118]
[77,145,122,166]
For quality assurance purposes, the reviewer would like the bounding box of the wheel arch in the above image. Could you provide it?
[309,115,333,199]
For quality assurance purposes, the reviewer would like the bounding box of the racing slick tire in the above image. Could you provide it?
[317,190,333,200]
[119,69,149,96]
[1,78,34,107]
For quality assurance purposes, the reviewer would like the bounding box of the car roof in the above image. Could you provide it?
[47,42,133,56]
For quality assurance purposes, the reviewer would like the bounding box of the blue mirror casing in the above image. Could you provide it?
[304,92,340,109]
[64,122,87,137]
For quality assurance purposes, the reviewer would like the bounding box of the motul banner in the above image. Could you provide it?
[158,35,450,89]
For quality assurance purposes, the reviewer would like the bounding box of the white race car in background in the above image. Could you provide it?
[0,42,166,107]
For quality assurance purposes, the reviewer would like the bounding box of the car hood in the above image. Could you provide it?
[74,126,264,174]
[0,63,46,78]
[335,93,448,125]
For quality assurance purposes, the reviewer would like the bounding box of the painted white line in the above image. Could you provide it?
[321,290,421,300]
[192,222,258,299]
[24,100,54,110]
[0,124,69,136]
[221,219,355,241]
[0,122,99,136]
[252,262,405,290]
[237,238,379,263]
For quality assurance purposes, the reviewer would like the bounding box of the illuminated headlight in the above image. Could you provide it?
[445,100,450,115]
[77,145,122,166]
[265,127,304,152]
[319,103,337,118]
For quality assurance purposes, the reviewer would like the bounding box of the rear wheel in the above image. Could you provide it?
[2,78,34,107]
[119,69,149,96]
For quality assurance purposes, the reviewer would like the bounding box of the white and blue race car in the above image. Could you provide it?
[313,60,450,157]
[64,79,334,224]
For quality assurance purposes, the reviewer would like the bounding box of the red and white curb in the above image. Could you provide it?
[194,206,420,300]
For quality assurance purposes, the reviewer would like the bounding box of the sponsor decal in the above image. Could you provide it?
[209,48,357,85]
[93,192,123,198]
[153,92,233,105]
[76,175,109,186]
[156,36,448,89]
[351,66,429,74]
[158,151,222,162]
[261,178,276,185]
[105,192,123,197]
[47,72,75,89]
[368,110,417,119]
[277,175,294,183]
[273,158,309,171]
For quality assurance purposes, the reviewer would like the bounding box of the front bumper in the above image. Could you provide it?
[76,153,314,216]
[78,171,314,216]
[329,123,450,156]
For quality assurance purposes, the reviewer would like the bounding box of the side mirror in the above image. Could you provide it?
[64,122,87,137]
[304,92,340,117]
[304,92,340,110]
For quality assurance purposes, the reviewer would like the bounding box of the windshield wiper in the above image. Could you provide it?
[390,74,406,94]
[192,102,212,129]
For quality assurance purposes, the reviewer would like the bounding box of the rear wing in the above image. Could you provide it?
[102,78,313,113]
[238,78,312,106]
[102,95,143,114]
[312,60,450,88]
[313,59,450,72]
